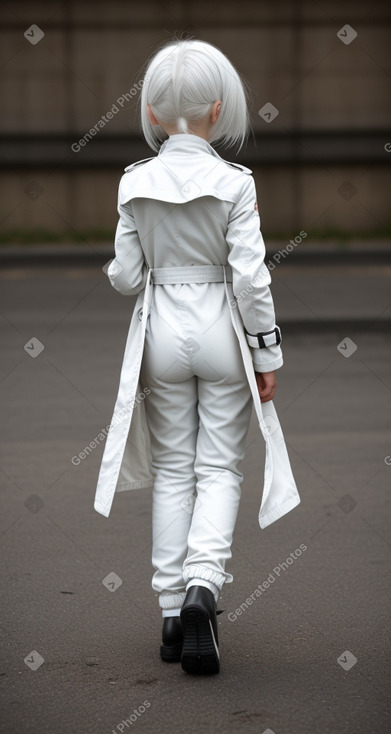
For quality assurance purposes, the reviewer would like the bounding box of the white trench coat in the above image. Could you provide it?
[94,134,300,529]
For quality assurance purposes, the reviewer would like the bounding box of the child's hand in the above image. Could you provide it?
[255,370,277,403]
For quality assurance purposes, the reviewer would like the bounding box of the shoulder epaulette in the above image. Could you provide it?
[225,160,252,175]
[124,157,155,173]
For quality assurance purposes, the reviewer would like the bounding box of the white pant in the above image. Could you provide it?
[140,282,253,611]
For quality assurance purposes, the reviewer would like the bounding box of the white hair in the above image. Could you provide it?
[139,38,250,152]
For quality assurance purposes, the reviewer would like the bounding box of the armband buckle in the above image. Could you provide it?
[246,326,282,349]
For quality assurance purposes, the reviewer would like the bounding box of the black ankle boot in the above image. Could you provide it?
[180,585,220,675]
[160,616,183,662]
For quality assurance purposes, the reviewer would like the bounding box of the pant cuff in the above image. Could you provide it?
[182,564,227,591]
[158,591,187,610]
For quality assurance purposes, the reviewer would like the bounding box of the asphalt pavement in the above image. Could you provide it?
[0,245,390,734]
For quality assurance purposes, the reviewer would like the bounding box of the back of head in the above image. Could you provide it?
[140,38,250,153]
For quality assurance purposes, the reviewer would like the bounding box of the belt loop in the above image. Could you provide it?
[223,264,231,309]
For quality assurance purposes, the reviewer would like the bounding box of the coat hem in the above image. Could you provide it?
[94,480,154,518]
[115,479,154,492]
[94,500,110,518]
[258,494,301,529]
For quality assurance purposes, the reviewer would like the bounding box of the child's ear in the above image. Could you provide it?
[147,104,159,126]
[210,100,222,125]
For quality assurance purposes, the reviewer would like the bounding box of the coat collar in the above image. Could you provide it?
[157,133,252,174]
[158,133,228,163]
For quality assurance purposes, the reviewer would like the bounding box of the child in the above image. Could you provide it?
[94,38,300,675]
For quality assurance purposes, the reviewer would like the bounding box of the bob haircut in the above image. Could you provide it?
[140,38,251,153]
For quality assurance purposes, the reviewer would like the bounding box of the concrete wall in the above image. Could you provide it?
[1,0,390,238]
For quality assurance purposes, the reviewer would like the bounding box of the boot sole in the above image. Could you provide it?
[180,607,220,675]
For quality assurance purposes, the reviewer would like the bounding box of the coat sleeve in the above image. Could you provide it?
[226,175,283,372]
[106,176,148,296]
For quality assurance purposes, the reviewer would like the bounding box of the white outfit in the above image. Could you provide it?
[93,134,300,610]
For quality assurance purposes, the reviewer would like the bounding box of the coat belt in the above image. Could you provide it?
[151,265,233,284]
